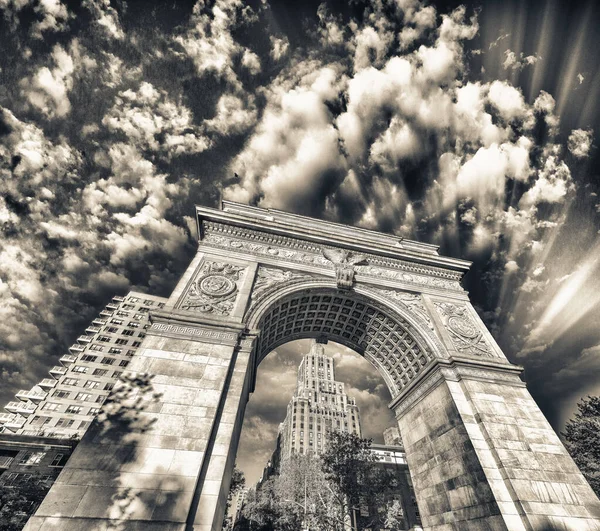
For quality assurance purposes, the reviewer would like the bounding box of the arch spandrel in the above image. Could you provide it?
[245,272,449,398]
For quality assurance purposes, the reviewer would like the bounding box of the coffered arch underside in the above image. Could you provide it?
[249,283,445,398]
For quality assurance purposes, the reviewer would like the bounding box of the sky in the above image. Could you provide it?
[1,0,600,483]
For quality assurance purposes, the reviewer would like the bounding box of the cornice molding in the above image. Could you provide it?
[201,222,466,291]
[196,203,472,276]
[390,357,524,416]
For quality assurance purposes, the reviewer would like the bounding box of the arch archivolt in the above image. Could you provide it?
[245,269,449,398]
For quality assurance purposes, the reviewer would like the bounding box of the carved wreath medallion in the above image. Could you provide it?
[434,302,492,357]
[180,261,245,315]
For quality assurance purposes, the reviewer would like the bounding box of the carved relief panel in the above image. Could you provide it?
[179,260,246,316]
[433,302,495,358]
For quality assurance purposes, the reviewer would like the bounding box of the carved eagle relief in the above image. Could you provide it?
[321,248,368,289]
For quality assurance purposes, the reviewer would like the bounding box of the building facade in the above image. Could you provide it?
[382,425,403,447]
[279,340,361,458]
[0,433,76,487]
[0,291,167,439]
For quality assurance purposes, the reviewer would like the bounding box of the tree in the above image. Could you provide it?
[222,466,246,531]
[0,478,50,531]
[383,499,405,531]
[321,431,400,531]
[563,395,600,497]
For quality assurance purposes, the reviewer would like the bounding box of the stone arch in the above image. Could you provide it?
[246,279,444,398]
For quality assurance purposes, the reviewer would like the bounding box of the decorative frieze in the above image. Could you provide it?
[201,225,464,293]
[149,323,239,343]
[370,288,434,331]
[433,302,493,357]
[179,260,245,315]
[251,266,314,301]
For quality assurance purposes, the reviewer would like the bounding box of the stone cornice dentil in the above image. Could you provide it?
[201,221,465,289]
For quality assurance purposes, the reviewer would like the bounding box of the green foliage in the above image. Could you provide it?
[0,478,50,531]
[563,395,600,497]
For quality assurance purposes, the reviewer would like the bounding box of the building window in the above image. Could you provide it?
[105,327,118,333]
[119,360,129,368]
[88,407,100,415]
[50,454,68,467]
[84,380,101,389]
[127,322,139,328]
[122,304,134,310]
[157,303,165,308]
[112,371,123,378]
[121,329,134,336]
[126,350,136,357]
[53,390,70,398]
[92,368,108,377]
[89,344,104,352]
[72,366,89,373]
[138,332,146,339]
[132,341,141,348]
[30,416,51,426]
[115,338,128,345]
[81,354,97,362]
[144,300,154,306]
[101,357,115,365]
[108,347,122,354]
[42,402,60,411]
[128,297,139,302]
[55,419,75,428]
[98,336,110,342]
[95,396,105,404]
[104,383,114,391]
[133,313,143,320]
[63,378,79,386]
[18,451,46,465]
[65,405,83,414]
[117,311,129,317]
[110,318,123,325]
[75,393,92,401]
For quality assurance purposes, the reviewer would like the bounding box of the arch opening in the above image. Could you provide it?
[253,288,436,398]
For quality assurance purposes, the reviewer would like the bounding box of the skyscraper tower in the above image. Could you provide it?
[0,291,167,439]
[279,340,361,459]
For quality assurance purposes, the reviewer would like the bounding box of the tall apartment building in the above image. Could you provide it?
[278,340,361,458]
[0,291,167,439]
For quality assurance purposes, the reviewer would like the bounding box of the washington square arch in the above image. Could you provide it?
[25,201,600,531]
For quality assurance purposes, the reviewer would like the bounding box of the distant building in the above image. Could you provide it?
[232,487,249,525]
[383,425,403,447]
[278,340,362,460]
[0,292,167,439]
[354,443,422,531]
[0,433,77,514]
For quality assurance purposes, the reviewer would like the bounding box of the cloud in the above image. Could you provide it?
[173,0,259,91]
[101,82,211,159]
[502,49,540,71]
[21,44,75,117]
[270,35,289,61]
[567,129,593,158]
